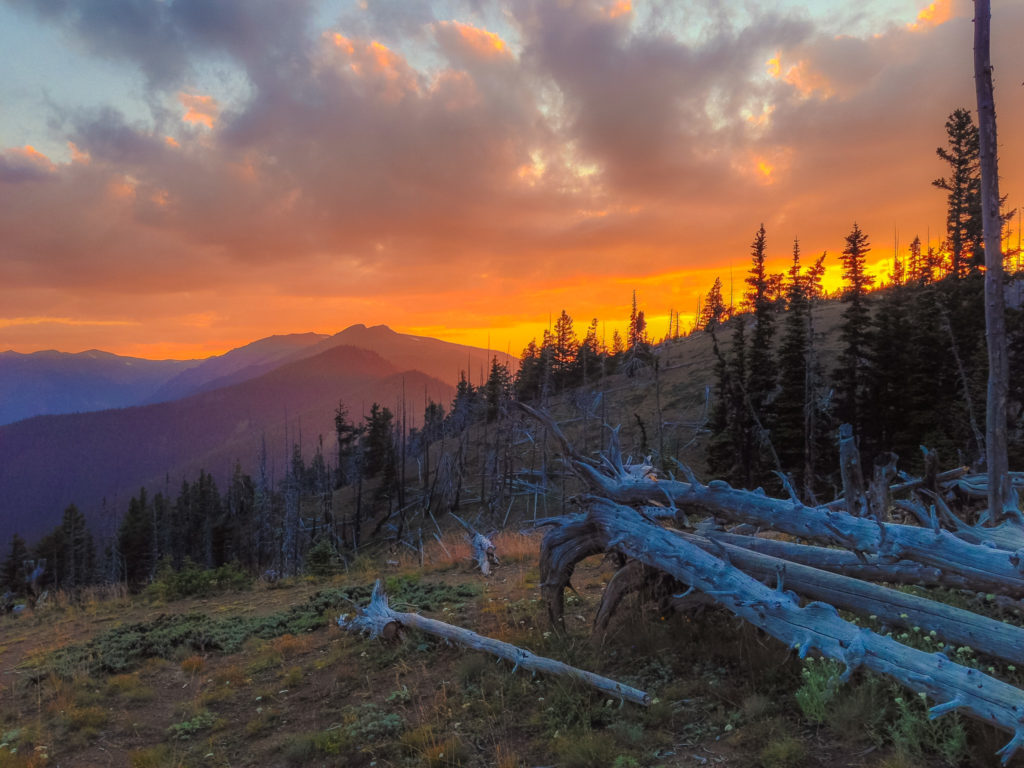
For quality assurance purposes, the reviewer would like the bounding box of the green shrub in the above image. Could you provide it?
[167,710,218,740]
[794,658,843,724]
[146,558,251,601]
[304,539,342,579]
[759,735,807,768]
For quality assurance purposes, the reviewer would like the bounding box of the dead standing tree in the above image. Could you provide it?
[974,0,1016,523]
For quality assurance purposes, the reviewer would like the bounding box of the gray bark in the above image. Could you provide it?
[339,579,650,705]
[577,464,1024,597]
[541,500,1024,762]
[974,0,1015,524]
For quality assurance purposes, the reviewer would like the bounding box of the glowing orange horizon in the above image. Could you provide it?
[5,252,911,364]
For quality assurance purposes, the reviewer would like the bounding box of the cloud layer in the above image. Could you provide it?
[1,0,1022,357]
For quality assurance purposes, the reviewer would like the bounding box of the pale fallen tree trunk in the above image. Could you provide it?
[541,500,1024,762]
[339,580,650,705]
[576,462,1024,597]
[681,530,1024,666]
[704,530,977,590]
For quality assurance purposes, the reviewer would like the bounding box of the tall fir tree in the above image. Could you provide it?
[551,309,579,389]
[933,108,983,278]
[773,239,814,495]
[834,222,875,439]
[744,224,776,479]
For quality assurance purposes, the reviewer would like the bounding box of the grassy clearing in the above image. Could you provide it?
[0,544,1014,767]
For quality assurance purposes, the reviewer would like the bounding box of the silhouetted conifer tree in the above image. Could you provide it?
[835,223,875,438]
[934,108,983,278]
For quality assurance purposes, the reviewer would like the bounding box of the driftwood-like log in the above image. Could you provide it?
[339,580,650,706]
[678,531,1024,667]
[541,501,1024,762]
[705,531,975,590]
[577,463,1024,598]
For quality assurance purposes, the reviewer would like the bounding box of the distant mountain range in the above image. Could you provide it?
[0,349,198,426]
[0,326,515,540]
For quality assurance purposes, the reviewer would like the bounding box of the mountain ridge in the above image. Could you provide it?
[0,343,455,540]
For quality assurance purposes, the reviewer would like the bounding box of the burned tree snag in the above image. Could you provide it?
[974,0,1015,524]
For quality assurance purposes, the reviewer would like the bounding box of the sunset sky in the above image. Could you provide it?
[1,0,1022,360]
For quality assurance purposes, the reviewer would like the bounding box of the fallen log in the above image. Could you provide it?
[576,463,1024,598]
[705,531,976,590]
[678,531,1024,667]
[542,500,1024,762]
[338,579,650,706]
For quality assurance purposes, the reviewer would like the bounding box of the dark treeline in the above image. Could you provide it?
[706,224,1024,503]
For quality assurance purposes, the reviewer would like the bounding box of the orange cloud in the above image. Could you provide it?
[326,34,419,101]
[604,1,633,20]
[783,60,833,99]
[178,92,220,128]
[909,0,953,31]
[68,142,90,164]
[5,145,57,174]
[435,20,510,59]
[108,175,137,200]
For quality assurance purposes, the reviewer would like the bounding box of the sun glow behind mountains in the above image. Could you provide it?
[0,0,1021,359]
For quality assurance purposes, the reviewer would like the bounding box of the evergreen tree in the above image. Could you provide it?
[805,252,827,302]
[422,400,446,443]
[907,235,924,284]
[59,504,94,589]
[610,329,625,357]
[576,318,603,385]
[627,291,648,349]
[697,277,727,331]
[933,108,983,278]
[773,239,813,494]
[745,224,776,447]
[118,488,154,585]
[514,339,543,401]
[362,403,396,478]
[551,309,579,388]
[334,401,362,487]
[863,286,913,462]
[835,223,875,437]
[484,356,512,422]
[707,317,754,487]
[2,533,29,594]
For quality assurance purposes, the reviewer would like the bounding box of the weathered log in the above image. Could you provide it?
[705,531,975,590]
[678,531,1024,667]
[542,500,1024,761]
[339,580,650,705]
[576,463,1024,598]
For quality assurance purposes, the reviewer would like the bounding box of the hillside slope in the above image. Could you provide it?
[0,345,454,540]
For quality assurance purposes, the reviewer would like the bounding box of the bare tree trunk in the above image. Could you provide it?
[340,580,650,705]
[975,0,1015,522]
